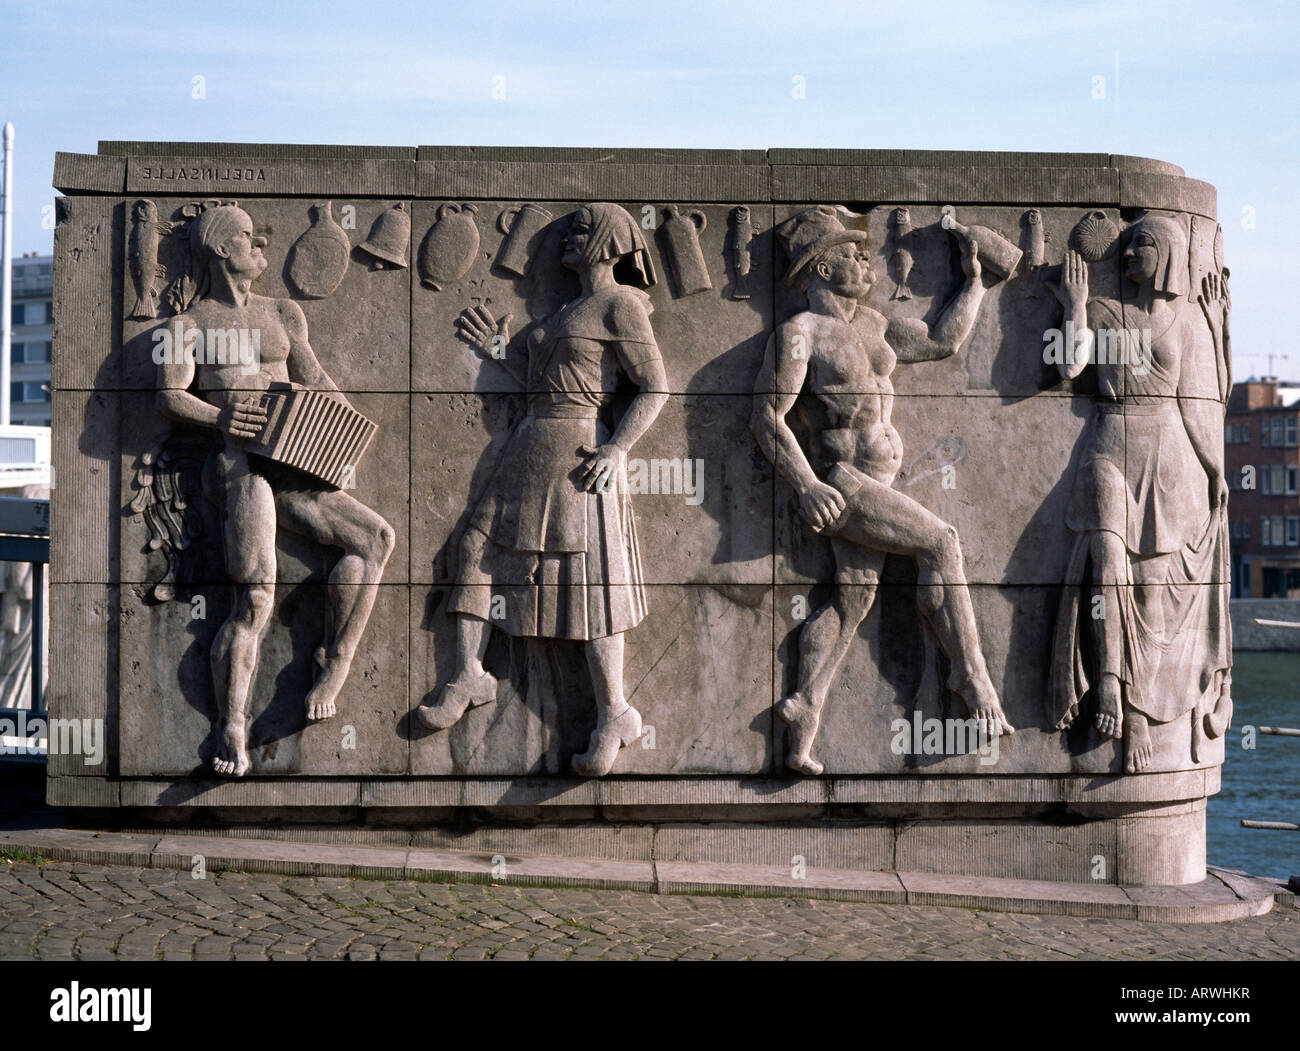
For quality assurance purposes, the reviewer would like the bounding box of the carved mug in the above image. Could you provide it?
[494,203,553,278]
[660,205,712,297]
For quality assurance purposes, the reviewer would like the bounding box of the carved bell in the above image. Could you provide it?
[358,202,411,269]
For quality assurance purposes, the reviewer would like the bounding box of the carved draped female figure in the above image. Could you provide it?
[418,202,670,778]
[1048,214,1232,773]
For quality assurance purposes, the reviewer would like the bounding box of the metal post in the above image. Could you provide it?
[1,121,12,425]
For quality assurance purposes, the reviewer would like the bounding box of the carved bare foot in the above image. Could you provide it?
[212,725,250,777]
[1125,710,1153,773]
[962,677,1016,738]
[305,650,343,722]
[416,670,499,732]
[1055,702,1079,732]
[572,704,642,778]
[776,694,823,775]
[1095,674,1123,739]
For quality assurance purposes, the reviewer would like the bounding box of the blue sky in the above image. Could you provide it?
[3,0,1297,377]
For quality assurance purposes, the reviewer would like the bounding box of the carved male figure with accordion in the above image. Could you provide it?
[155,203,394,777]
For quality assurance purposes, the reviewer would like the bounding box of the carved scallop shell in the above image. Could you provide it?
[1069,211,1119,261]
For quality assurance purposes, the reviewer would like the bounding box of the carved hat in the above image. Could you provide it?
[1125,215,1188,297]
[777,205,868,287]
[574,203,656,289]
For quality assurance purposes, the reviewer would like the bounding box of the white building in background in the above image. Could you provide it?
[9,251,53,427]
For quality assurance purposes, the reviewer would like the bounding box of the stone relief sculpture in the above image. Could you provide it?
[417,202,669,777]
[727,205,756,300]
[659,205,711,297]
[1047,216,1233,771]
[286,202,351,299]
[418,203,479,289]
[128,199,172,320]
[752,205,1015,776]
[149,202,395,777]
[358,202,411,270]
[495,203,553,278]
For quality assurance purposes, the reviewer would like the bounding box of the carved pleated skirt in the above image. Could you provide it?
[446,413,648,641]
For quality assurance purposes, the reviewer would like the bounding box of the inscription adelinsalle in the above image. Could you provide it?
[139,165,268,182]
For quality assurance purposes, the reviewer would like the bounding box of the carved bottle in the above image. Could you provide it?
[286,201,351,299]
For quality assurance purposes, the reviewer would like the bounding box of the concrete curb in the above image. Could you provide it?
[1,821,1288,923]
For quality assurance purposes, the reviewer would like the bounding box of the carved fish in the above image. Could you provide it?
[729,206,756,300]
[1022,208,1045,270]
[888,207,913,301]
[129,199,169,319]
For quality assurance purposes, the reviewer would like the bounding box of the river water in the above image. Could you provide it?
[1208,651,1300,879]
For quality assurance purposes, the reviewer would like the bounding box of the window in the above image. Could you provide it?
[42,302,52,324]
[9,304,21,326]
[1224,423,1233,444]
[38,264,50,278]
[1272,465,1286,495]
[1273,418,1285,446]
[1288,517,1300,546]
[11,382,49,403]
[1263,467,1271,495]
[9,341,49,364]
[1289,466,1299,495]
[1262,517,1273,545]
[1289,417,1299,446]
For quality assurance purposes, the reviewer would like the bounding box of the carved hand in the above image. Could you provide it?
[1198,270,1229,344]
[1210,471,1229,512]
[959,237,981,281]
[455,305,513,358]
[218,399,268,441]
[578,444,626,494]
[1049,249,1089,313]
[799,480,847,533]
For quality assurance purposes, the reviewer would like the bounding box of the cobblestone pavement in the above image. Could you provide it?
[0,860,1297,960]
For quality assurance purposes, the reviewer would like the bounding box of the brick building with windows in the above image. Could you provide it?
[1225,378,1300,597]
[8,251,53,426]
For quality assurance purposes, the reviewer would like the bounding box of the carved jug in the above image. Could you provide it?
[418,203,480,290]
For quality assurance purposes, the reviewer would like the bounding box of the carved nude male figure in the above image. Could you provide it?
[752,206,1014,775]
[157,204,395,776]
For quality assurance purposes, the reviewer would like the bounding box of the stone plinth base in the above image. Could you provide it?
[50,770,1213,886]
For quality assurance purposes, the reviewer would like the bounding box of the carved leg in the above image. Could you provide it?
[211,581,274,777]
[417,614,499,731]
[573,632,641,777]
[210,452,277,777]
[417,528,500,731]
[277,487,395,721]
[911,525,1013,738]
[778,579,879,776]
[1088,530,1127,740]
[827,477,1013,736]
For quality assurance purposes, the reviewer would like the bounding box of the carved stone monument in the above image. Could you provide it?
[49,143,1231,887]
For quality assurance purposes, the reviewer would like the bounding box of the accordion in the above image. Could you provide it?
[242,387,377,489]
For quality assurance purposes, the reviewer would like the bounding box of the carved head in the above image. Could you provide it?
[777,205,870,293]
[190,204,268,283]
[561,203,656,288]
[1122,216,1188,296]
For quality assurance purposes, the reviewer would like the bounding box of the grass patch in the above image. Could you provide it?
[1,848,46,866]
